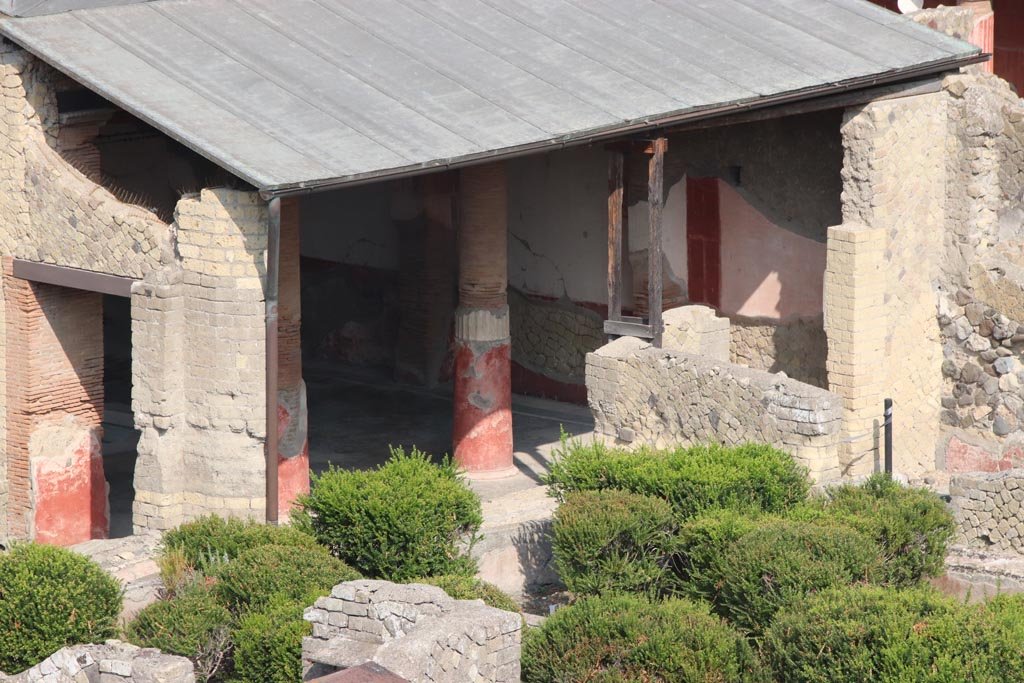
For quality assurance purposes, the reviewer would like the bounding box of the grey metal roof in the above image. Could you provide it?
[0,0,150,18]
[0,0,981,194]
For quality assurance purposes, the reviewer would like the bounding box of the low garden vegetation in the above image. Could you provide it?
[524,437,1021,682]
[125,447,506,682]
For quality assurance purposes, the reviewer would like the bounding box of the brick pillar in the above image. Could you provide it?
[454,163,514,477]
[3,258,107,544]
[131,269,187,533]
[824,224,888,478]
[276,197,308,520]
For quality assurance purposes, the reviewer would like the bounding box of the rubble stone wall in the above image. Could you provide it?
[303,580,521,683]
[729,315,828,389]
[0,42,173,280]
[0,641,194,683]
[950,469,1024,555]
[508,287,603,386]
[935,73,1024,471]
[585,336,842,481]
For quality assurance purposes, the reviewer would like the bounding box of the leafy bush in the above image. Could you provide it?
[713,519,880,633]
[299,448,483,581]
[126,586,233,682]
[412,575,520,613]
[233,595,312,683]
[552,489,676,597]
[161,515,318,574]
[522,593,766,683]
[791,474,954,587]
[213,543,359,611]
[546,438,809,520]
[764,586,1024,683]
[0,543,122,674]
[671,509,766,603]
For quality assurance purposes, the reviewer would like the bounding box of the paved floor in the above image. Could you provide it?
[101,364,595,535]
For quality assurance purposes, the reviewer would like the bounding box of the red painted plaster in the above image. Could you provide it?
[945,436,1011,473]
[511,361,588,405]
[32,432,108,545]
[453,341,513,473]
[276,395,310,518]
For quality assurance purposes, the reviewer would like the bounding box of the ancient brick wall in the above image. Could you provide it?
[950,469,1024,554]
[0,42,173,279]
[585,336,842,482]
[303,580,521,683]
[508,287,603,401]
[1,259,106,543]
[840,93,948,478]
[729,315,828,389]
[0,640,195,682]
[934,73,1024,471]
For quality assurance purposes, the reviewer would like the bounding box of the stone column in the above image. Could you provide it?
[131,269,187,533]
[276,197,308,520]
[454,163,514,476]
[824,223,888,478]
[3,258,107,544]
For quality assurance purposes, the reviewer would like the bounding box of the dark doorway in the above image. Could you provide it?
[686,177,722,309]
[102,294,138,538]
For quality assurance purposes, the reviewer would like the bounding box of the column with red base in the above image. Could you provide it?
[275,197,309,518]
[453,163,515,477]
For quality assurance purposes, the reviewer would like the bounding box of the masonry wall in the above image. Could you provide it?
[934,72,1024,472]
[839,92,948,478]
[131,189,269,531]
[586,317,843,482]
[950,468,1024,554]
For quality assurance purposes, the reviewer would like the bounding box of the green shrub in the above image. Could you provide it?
[764,586,1024,683]
[545,438,809,520]
[213,543,359,611]
[0,543,122,674]
[671,509,766,603]
[299,448,483,581]
[522,593,766,683]
[161,515,318,574]
[233,595,312,683]
[792,473,954,587]
[412,575,520,613]
[126,586,233,682]
[713,519,880,633]
[552,489,676,597]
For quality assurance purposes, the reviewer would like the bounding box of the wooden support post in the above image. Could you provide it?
[647,137,667,347]
[607,150,625,328]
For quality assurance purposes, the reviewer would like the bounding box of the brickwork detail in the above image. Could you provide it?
[303,580,521,683]
[131,189,270,531]
[0,43,173,279]
[0,640,195,682]
[824,224,888,478]
[840,93,947,478]
[662,305,730,361]
[508,288,603,385]
[950,469,1024,555]
[2,258,105,542]
[729,314,828,389]
[586,336,842,482]
[935,73,1024,470]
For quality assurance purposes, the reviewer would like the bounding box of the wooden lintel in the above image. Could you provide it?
[603,319,655,339]
[12,258,136,297]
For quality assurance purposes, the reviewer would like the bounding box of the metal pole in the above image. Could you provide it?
[884,398,893,475]
[265,196,281,523]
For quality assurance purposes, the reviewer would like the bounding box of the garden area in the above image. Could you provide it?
[2,440,1024,681]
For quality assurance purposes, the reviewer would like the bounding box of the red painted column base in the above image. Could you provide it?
[277,383,310,520]
[453,340,514,477]
[32,429,108,545]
